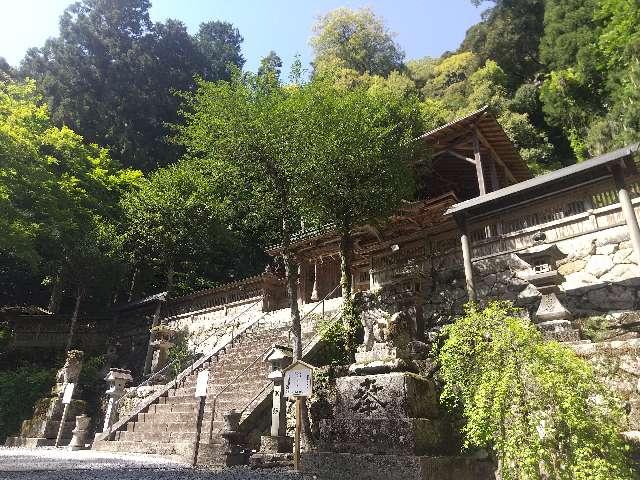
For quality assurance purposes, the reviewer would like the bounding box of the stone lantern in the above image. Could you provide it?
[250,345,294,468]
[102,368,133,433]
[68,414,91,451]
[516,244,577,340]
[149,324,176,377]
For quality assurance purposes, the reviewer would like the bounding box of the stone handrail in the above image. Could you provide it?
[94,305,272,443]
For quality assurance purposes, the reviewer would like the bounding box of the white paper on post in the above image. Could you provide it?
[62,383,75,404]
[195,370,209,397]
[284,364,313,398]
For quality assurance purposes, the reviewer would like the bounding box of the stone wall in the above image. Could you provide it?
[571,339,640,431]
[422,225,640,339]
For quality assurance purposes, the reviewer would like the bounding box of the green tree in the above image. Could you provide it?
[257,50,283,80]
[0,79,140,315]
[310,7,404,77]
[120,160,253,298]
[463,0,545,87]
[20,0,245,170]
[298,78,422,355]
[175,72,309,359]
[437,302,634,480]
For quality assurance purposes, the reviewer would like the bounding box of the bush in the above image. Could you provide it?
[436,301,634,480]
[0,364,54,442]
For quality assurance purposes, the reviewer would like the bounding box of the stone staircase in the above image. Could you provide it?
[93,309,328,463]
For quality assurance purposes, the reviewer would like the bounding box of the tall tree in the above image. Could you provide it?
[258,51,283,80]
[298,78,422,355]
[463,0,545,87]
[310,7,404,77]
[20,0,245,171]
[175,72,309,360]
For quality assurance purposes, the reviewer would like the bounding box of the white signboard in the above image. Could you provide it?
[195,370,209,397]
[62,383,75,404]
[284,361,313,398]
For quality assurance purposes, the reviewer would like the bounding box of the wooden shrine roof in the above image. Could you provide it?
[446,143,640,218]
[417,107,531,193]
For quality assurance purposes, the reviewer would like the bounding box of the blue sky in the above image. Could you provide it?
[1,0,488,74]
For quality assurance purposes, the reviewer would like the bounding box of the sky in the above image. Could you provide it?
[0,0,488,74]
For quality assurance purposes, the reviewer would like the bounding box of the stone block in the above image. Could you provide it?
[600,264,640,284]
[585,255,614,278]
[259,435,292,453]
[333,373,440,420]
[614,248,635,265]
[302,452,496,480]
[558,259,586,276]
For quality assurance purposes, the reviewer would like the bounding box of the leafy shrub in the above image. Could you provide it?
[437,301,634,480]
[0,364,54,442]
[317,314,351,365]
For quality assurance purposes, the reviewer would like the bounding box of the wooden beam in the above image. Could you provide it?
[474,127,517,183]
[472,133,486,195]
[446,150,476,165]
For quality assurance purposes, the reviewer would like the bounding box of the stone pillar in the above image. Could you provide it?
[102,368,132,433]
[310,261,319,302]
[454,215,476,302]
[68,415,91,451]
[612,164,640,266]
[259,345,293,454]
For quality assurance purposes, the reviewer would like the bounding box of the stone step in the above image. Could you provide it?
[117,430,199,443]
[129,419,224,434]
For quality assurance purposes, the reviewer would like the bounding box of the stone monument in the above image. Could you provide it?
[303,309,495,480]
[516,244,580,342]
[5,350,86,447]
[221,409,248,466]
[149,324,175,383]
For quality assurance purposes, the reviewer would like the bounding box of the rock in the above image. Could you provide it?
[597,244,617,255]
[587,286,635,310]
[517,284,540,300]
[562,271,599,290]
[614,248,635,264]
[600,263,640,283]
[595,229,628,247]
[558,260,586,276]
[584,255,614,278]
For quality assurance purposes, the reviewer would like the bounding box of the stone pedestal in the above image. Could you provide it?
[304,371,494,479]
[68,415,91,450]
[317,372,448,456]
[221,410,248,466]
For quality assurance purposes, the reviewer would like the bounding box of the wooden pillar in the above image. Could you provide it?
[454,215,477,302]
[473,133,486,195]
[612,164,640,265]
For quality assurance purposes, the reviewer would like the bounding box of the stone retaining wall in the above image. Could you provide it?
[423,225,640,339]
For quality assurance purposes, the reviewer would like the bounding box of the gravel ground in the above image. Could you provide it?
[0,448,310,480]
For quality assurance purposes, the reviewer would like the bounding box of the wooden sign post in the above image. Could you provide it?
[191,370,209,466]
[55,383,75,447]
[283,360,314,472]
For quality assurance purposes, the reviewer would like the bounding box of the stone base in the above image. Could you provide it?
[250,452,293,468]
[542,328,581,342]
[68,444,89,451]
[302,452,496,480]
[259,435,292,453]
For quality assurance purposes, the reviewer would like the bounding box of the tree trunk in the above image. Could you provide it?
[339,232,357,357]
[283,250,302,361]
[65,287,84,352]
[127,266,139,302]
[166,260,175,298]
[48,271,63,313]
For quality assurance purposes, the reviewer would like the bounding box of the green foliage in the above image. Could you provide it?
[166,327,192,378]
[311,7,404,77]
[317,315,351,365]
[578,316,610,343]
[0,364,54,442]
[437,301,634,480]
[0,78,141,310]
[20,0,245,171]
